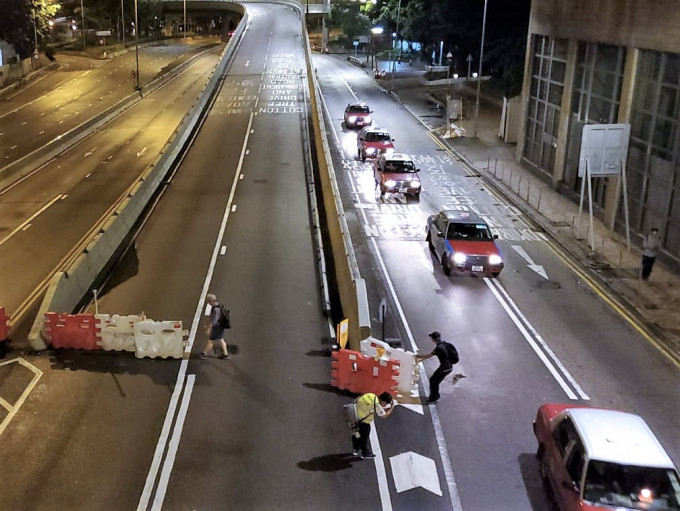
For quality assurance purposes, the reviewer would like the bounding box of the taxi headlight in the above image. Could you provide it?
[488,254,503,265]
[385,147,395,155]
[348,115,357,123]
[453,252,467,264]
[365,115,372,123]
[366,147,377,155]
[411,181,421,187]
[385,180,397,187]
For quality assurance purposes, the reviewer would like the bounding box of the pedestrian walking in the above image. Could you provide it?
[641,227,661,281]
[200,293,229,360]
[351,392,396,459]
[415,331,457,404]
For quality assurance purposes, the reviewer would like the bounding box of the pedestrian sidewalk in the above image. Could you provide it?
[377,59,680,365]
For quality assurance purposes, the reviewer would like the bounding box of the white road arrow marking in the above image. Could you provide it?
[84,147,96,157]
[390,451,442,496]
[512,245,548,279]
[137,147,147,158]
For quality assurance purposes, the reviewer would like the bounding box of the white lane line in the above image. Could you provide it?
[150,374,196,511]
[0,358,43,438]
[486,278,589,400]
[484,279,578,399]
[369,238,463,511]
[220,245,227,255]
[136,360,189,511]
[0,194,63,247]
[369,424,393,511]
[138,113,255,511]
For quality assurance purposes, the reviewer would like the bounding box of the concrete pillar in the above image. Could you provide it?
[604,48,639,229]
[516,32,534,164]
[552,38,578,188]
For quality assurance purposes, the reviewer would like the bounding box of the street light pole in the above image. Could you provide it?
[134,0,140,90]
[80,0,86,49]
[183,0,187,39]
[392,0,401,72]
[120,0,125,43]
[472,0,488,138]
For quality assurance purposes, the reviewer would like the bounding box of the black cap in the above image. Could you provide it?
[428,331,441,340]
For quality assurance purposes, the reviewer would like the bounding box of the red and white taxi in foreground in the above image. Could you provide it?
[534,403,680,511]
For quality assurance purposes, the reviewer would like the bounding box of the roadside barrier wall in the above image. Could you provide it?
[303,24,371,349]
[27,15,249,351]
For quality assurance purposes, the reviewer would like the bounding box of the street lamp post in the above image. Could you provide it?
[134,0,140,90]
[472,0,488,138]
[183,0,187,38]
[80,0,86,49]
[391,0,401,72]
[120,0,125,43]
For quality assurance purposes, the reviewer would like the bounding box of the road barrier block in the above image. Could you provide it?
[0,307,9,342]
[43,313,101,350]
[331,349,400,395]
[361,338,419,395]
[134,320,184,359]
[96,314,143,352]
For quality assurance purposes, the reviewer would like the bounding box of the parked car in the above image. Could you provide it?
[373,153,421,199]
[344,102,372,129]
[357,126,394,161]
[534,403,680,511]
[426,210,503,277]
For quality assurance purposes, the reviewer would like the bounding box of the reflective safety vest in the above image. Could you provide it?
[356,393,378,423]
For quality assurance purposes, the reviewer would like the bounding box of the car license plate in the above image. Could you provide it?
[398,187,408,193]
[471,265,484,272]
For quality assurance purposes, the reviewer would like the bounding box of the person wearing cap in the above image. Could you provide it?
[415,331,454,404]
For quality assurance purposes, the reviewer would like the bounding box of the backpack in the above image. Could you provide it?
[217,305,231,329]
[444,341,459,364]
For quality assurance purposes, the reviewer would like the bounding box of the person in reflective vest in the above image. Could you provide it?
[352,392,395,459]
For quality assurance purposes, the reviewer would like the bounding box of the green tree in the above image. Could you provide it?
[0,0,59,58]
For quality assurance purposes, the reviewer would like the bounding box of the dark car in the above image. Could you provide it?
[426,210,503,277]
[357,126,394,161]
[344,103,372,129]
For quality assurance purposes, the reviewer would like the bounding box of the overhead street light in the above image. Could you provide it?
[368,26,383,72]
[472,0,488,138]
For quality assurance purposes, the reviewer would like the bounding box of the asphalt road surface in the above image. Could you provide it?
[313,52,680,510]
[1,5,679,511]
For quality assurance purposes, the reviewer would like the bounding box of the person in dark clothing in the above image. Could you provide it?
[415,331,454,404]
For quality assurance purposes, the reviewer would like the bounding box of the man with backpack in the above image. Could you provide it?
[415,331,458,404]
[200,293,230,360]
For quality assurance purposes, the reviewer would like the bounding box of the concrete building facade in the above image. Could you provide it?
[518,0,680,263]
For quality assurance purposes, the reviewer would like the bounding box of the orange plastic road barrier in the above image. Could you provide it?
[44,313,101,350]
[331,349,400,395]
[0,307,9,341]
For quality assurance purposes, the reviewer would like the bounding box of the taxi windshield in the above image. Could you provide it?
[349,105,370,113]
[384,161,416,173]
[583,461,680,510]
[446,223,493,241]
[366,132,391,142]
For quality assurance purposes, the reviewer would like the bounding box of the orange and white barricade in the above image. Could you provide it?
[96,314,144,352]
[134,320,185,359]
[361,337,419,395]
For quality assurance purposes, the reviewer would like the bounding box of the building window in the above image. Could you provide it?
[563,43,625,208]
[522,35,568,178]
[628,50,680,259]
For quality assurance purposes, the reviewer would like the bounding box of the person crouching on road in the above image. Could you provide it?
[352,392,395,459]
[200,293,229,360]
[415,331,453,404]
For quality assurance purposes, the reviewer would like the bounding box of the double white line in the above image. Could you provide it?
[485,277,590,400]
[137,113,255,511]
